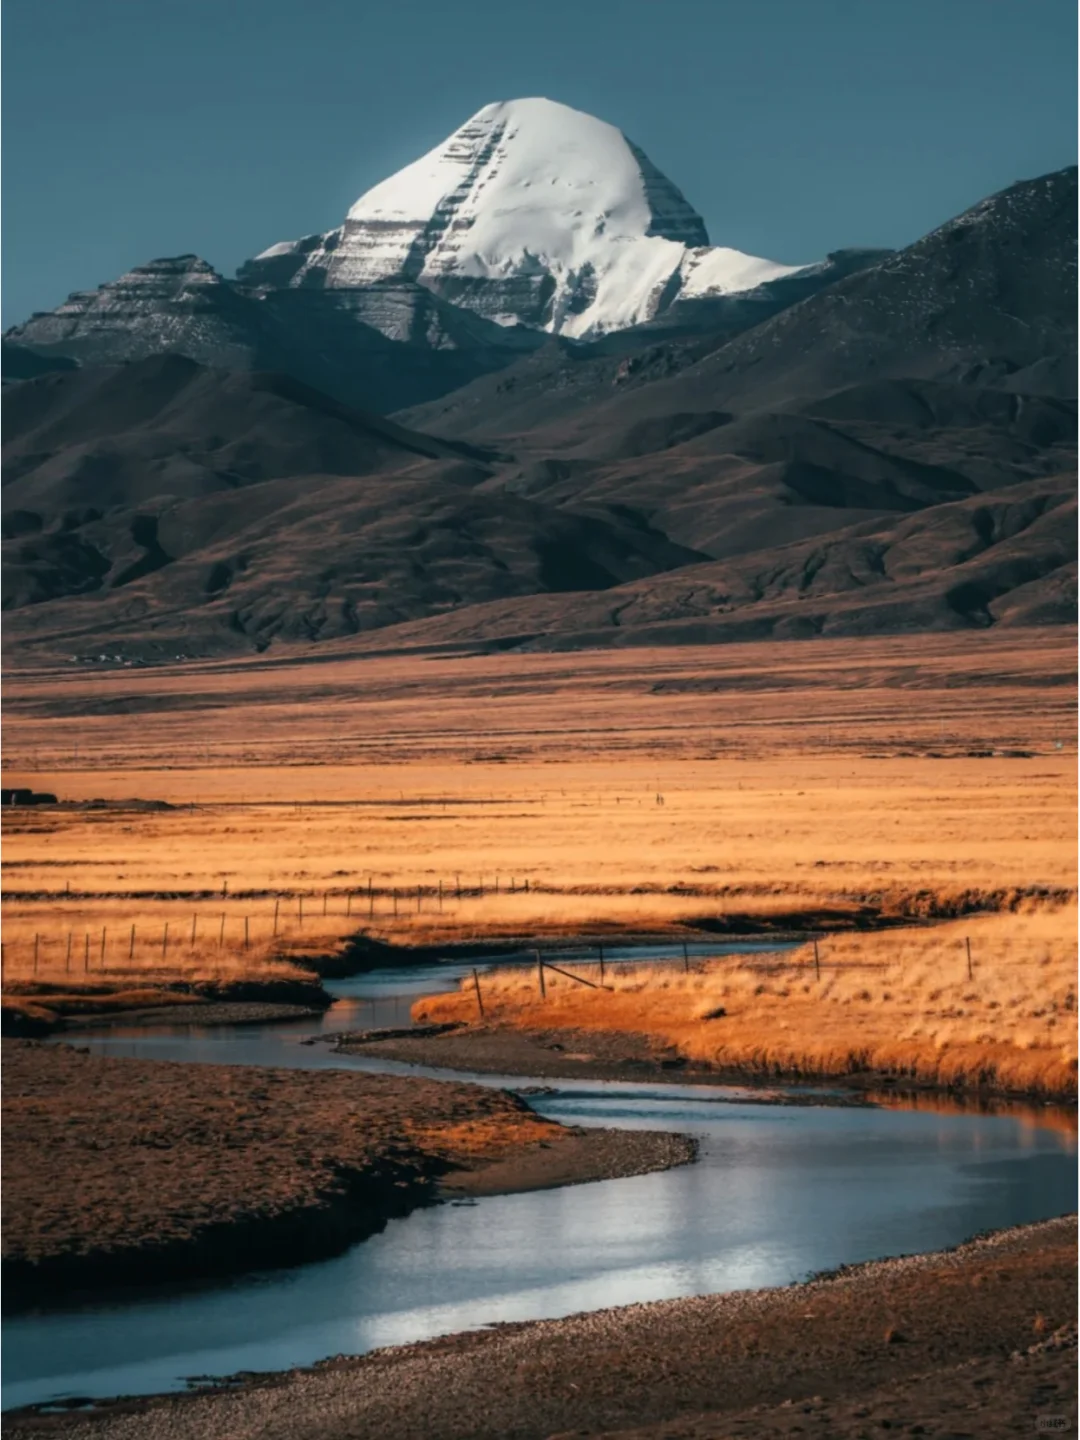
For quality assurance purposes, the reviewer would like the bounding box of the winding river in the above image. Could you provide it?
[4,946,1076,1412]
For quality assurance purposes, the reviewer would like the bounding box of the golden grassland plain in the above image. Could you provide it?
[2,630,1076,1092]
[418,906,1078,1097]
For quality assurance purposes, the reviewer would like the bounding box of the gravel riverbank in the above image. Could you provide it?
[9,1218,1074,1437]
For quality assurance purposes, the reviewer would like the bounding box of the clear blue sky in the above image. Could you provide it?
[3,0,1076,328]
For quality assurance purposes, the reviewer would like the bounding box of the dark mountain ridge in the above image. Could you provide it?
[400,167,1077,449]
[2,256,545,415]
[2,167,1074,659]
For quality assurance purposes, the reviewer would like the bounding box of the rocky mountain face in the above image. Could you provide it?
[6,98,868,410]
[2,121,1074,660]
[6,257,248,364]
[244,98,811,339]
[4,256,543,414]
[400,168,1078,449]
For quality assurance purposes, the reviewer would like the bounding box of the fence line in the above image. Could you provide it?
[0,870,985,990]
[1,877,535,904]
[1,879,540,979]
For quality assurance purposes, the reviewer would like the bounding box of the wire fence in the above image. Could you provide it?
[0,876,985,988]
[0,878,543,981]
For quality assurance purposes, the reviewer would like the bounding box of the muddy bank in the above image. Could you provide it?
[9,1218,1075,1437]
[323,886,1076,975]
[1,975,332,1038]
[329,914,882,974]
[334,1023,1078,1109]
[61,1001,326,1030]
[335,1023,801,1089]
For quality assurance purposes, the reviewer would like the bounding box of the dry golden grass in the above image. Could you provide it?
[401,1114,564,1158]
[2,748,1074,976]
[0,929,322,1028]
[0,892,352,985]
[417,905,1078,1097]
[2,632,1075,1055]
[3,630,1075,769]
[3,742,1075,965]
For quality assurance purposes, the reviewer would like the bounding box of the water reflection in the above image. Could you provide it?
[5,953,1075,1412]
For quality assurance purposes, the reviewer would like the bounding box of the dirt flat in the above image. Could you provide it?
[335,1023,862,1102]
[1,1042,693,1302]
[62,1000,324,1029]
[10,1219,1074,1438]
[335,1022,704,1081]
[334,1024,1074,1111]
[587,1329,1078,1438]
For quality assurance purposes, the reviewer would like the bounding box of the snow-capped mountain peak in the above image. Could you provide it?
[346,98,708,255]
[246,98,809,339]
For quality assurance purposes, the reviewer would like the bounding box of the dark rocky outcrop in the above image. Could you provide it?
[3,258,542,416]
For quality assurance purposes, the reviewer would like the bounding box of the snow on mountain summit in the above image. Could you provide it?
[346,98,708,254]
[249,98,809,339]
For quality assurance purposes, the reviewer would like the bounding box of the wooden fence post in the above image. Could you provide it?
[472,967,485,1019]
[682,940,689,974]
[814,938,821,980]
[244,917,250,951]
[598,942,605,985]
[966,936,973,981]
[274,899,280,935]
[219,913,226,948]
[190,914,197,950]
[345,893,351,918]
[417,886,422,913]
[100,927,106,966]
[393,888,399,917]
[129,924,135,960]
[537,949,546,998]
[456,874,461,898]
[299,895,304,927]
[323,892,328,917]
[162,922,169,959]
[439,879,443,911]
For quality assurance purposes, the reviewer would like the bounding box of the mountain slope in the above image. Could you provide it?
[1,358,703,643]
[2,354,485,522]
[324,474,1075,651]
[3,468,705,651]
[400,168,1076,456]
[1,158,1074,661]
[535,168,1079,457]
[3,258,542,414]
[395,251,894,441]
[460,377,1073,567]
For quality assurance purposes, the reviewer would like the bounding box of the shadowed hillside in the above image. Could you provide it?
[2,170,1074,659]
